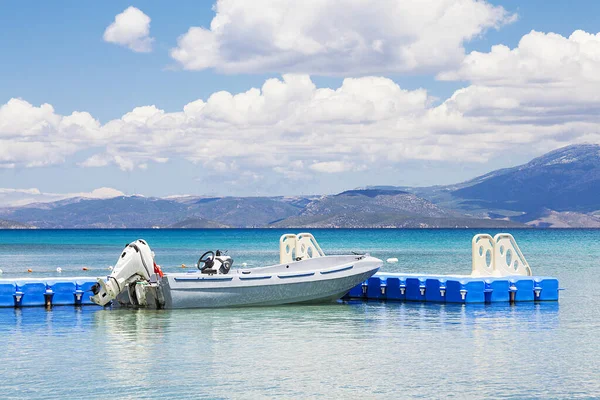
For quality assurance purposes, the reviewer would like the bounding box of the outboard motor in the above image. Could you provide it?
[90,239,156,306]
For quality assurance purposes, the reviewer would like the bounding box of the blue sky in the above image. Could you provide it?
[4,0,599,122]
[1,0,599,200]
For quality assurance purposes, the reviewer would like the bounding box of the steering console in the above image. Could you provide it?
[197,250,216,273]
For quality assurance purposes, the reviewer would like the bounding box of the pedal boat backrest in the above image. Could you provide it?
[279,233,326,264]
[471,233,532,277]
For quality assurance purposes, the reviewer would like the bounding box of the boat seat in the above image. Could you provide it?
[201,268,217,275]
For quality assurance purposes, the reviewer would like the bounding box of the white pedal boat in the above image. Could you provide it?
[91,233,382,309]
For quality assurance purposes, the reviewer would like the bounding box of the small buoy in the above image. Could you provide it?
[56,267,62,273]
[242,262,247,267]
[82,267,89,271]
[0,268,3,275]
[181,264,187,268]
[27,268,33,273]
[108,266,113,271]
[386,258,399,263]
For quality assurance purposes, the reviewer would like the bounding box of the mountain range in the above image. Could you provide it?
[1,144,600,229]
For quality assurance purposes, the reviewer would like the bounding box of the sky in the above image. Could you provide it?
[1,0,600,203]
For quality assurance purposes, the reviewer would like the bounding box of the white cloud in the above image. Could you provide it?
[79,153,145,171]
[439,30,600,86]
[310,161,358,173]
[84,187,124,199]
[0,99,59,136]
[171,0,514,75]
[103,6,154,53]
[0,99,100,168]
[79,154,111,168]
[437,30,600,131]
[7,26,600,185]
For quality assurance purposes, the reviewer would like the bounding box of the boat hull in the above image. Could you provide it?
[161,255,381,308]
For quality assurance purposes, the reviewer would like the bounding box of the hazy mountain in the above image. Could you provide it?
[269,213,524,229]
[0,195,306,229]
[452,144,600,213]
[0,196,189,228]
[166,217,230,229]
[0,189,507,229]
[521,209,600,228]
[0,219,34,229]
[0,187,126,208]
[369,144,600,227]
[187,197,304,227]
[267,189,494,228]
[301,189,459,218]
[1,144,599,228]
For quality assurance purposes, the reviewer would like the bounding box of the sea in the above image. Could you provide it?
[0,229,598,399]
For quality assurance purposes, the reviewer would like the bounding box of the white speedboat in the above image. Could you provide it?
[90,233,381,309]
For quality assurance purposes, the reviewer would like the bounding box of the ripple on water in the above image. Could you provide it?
[0,229,599,398]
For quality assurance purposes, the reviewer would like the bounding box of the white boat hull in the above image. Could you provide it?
[92,235,382,309]
[160,255,381,308]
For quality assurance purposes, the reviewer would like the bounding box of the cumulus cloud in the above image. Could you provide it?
[171,0,515,75]
[439,30,600,85]
[438,30,600,129]
[7,27,600,183]
[310,161,361,173]
[79,154,138,171]
[0,99,100,168]
[103,6,154,53]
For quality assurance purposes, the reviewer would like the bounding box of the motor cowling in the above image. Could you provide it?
[91,239,155,306]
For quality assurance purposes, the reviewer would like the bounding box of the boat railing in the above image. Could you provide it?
[280,233,325,264]
[471,233,532,277]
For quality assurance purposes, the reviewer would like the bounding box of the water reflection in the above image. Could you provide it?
[0,301,587,399]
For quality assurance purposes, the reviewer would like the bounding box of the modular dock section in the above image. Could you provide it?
[0,273,560,308]
[343,273,560,303]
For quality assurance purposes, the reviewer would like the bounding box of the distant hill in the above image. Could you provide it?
[373,144,600,227]
[0,219,35,229]
[452,144,600,213]
[269,213,524,229]
[0,196,189,228]
[0,188,518,229]
[1,144,599,228]
[0,195,307,229]
[268,189,487,228]
[167,217,230,229]
[519,209,600,228]
[187,197,304,227]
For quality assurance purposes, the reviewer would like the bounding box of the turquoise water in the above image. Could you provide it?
[0,229,599,399]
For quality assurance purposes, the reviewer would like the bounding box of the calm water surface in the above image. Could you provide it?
[0,229,599,399]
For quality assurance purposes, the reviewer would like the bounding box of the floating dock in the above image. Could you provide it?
[0,272,560,308]
[342,232,559,304]
[344,273,560,303]
[0,233,561,308]
[0,277,98,308]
